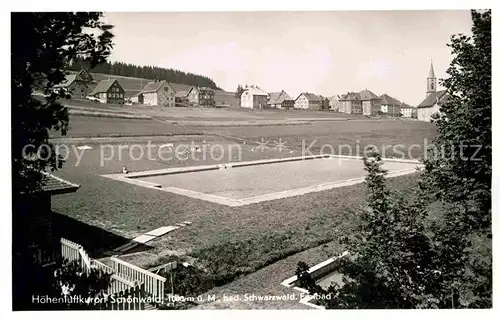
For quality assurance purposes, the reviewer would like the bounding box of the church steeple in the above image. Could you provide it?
[426,59,437,97]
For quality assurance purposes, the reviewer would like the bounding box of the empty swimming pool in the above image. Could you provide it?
[103,155,420,206]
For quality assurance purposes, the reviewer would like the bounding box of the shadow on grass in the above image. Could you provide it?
[52,212,152,259]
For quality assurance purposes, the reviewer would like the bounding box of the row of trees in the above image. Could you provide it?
[68,59,221,90]
[296,9,491,309]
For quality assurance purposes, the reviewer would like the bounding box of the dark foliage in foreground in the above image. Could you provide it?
[296,9,491,309]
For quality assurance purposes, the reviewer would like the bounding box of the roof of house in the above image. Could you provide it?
[55,74,77,88]
[380,93,402,106]
[298,92,321,102]
[244,85,268,96]
[38,172,80,195]
[75,69,94,82]
[89,79,118,95]
[268,91,292,105]
[417,90,448,108]
[359,89,380,101]
[339,92,361,101]
[139,80,169,94]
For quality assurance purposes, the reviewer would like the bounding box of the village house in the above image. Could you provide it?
[359,89,381,115]
[294,92,322,110]
[197,87,216,107]
[318,95,330,110]
[133,80,175,107]
[400,102,417,118]
[328,95,341,111]
[380,93,402,116]
[268,90,294,109]
[88,79,125,104]
[240,85,269,108]
[417,61,449,121]
[171,83,194,107]
[55,70,95,99]
[186,86,200,106]
[338,92,362,114]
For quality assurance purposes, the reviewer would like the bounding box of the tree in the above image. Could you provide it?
[12,12,114,194]
[419,9,491,308]
[296,9,491,308]
[235,84,245,106]
[11,12,114,310]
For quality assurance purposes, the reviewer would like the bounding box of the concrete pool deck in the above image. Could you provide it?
[102,154,422,207]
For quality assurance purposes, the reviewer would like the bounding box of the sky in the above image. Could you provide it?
[103,11,473,106]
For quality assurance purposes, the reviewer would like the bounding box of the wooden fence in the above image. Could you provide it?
[111,256,166,302]
[60,238,81,263]
[59,238,155,309]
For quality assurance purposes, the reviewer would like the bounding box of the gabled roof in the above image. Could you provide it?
[379,93,402,106]
[359,89,380,101]
[417,90,448,108]
[268,91,292,105]
[38,172,80,195]
[89,79,118,95]
[298,92,321,102]
[139,80,170,94]
[243,85,268,96]
[55,74,77,88]
[339,92,361,101]
[75,69,94,83]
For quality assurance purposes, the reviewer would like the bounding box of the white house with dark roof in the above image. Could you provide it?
[294,92,322,110]
[400,102,417,118]
[380,93,402,116]
[417,61,449,121]
[240,85,268,108]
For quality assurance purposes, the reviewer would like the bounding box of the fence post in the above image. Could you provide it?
[139,283,145,310]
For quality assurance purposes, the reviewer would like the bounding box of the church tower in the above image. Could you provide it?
[426,60,437,97]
